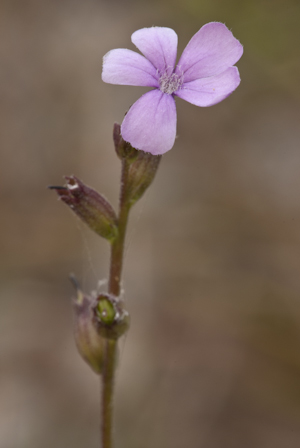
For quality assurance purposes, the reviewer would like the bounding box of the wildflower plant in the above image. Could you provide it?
[51,22,242,448]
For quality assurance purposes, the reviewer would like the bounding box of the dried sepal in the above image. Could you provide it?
[73,288,104,374]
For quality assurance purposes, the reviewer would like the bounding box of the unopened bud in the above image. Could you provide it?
[94,293,130,340]
[73,287,104,374]
[49,176,118,242]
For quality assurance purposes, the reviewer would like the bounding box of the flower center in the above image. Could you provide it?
[159,72,183,95]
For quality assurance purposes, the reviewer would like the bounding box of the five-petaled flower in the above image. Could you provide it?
[102,23,243,155]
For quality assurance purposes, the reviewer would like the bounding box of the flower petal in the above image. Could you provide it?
[102,48,159,87]
[176,22,243,82]
[132,27,178,76]
[175,66,241,107]
[121,90,177,155]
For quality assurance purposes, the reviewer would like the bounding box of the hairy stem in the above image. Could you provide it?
[101,159,131,448]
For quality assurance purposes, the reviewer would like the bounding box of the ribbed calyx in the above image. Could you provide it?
[113,123,162,206]
[50,176,118,242]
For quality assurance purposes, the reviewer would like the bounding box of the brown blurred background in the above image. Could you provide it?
[1,0,300,447]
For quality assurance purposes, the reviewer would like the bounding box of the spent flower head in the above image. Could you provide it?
[102,23,243,155]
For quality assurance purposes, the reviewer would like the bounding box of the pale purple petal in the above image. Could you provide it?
[121,90,177,155]
[132,27,178,76]
[102,49,159,87]
[175,22,243,82]
[175,67,240,107]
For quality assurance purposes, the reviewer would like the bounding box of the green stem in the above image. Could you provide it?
[101,159,131,448]
[101,339,117,448]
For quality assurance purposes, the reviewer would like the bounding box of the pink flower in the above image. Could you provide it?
[102,23,243,155]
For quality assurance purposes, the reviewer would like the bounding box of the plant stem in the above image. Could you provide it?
[101,159,131,448]
[101,339,117,448]
[108,161,130,297]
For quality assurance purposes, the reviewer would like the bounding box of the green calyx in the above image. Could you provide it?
[113,123,139,162]
[125,151,162,207]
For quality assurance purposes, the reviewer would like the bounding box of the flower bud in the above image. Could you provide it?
[50,176,118,242]
[73,287,104,374]
[126,151,161,206]
[94,293,130,340]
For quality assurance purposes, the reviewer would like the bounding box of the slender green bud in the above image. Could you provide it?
[49,176,118,242]
[94,293,130,340]
[73,286,104,374]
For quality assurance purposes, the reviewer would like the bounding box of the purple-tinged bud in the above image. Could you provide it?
[73,286,104,374]
[126,151,161,206]
[113,123,139,162]
[93,293,130,340]
[50,176,118,242]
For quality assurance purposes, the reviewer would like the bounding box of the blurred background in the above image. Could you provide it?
[1,0,300,447]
